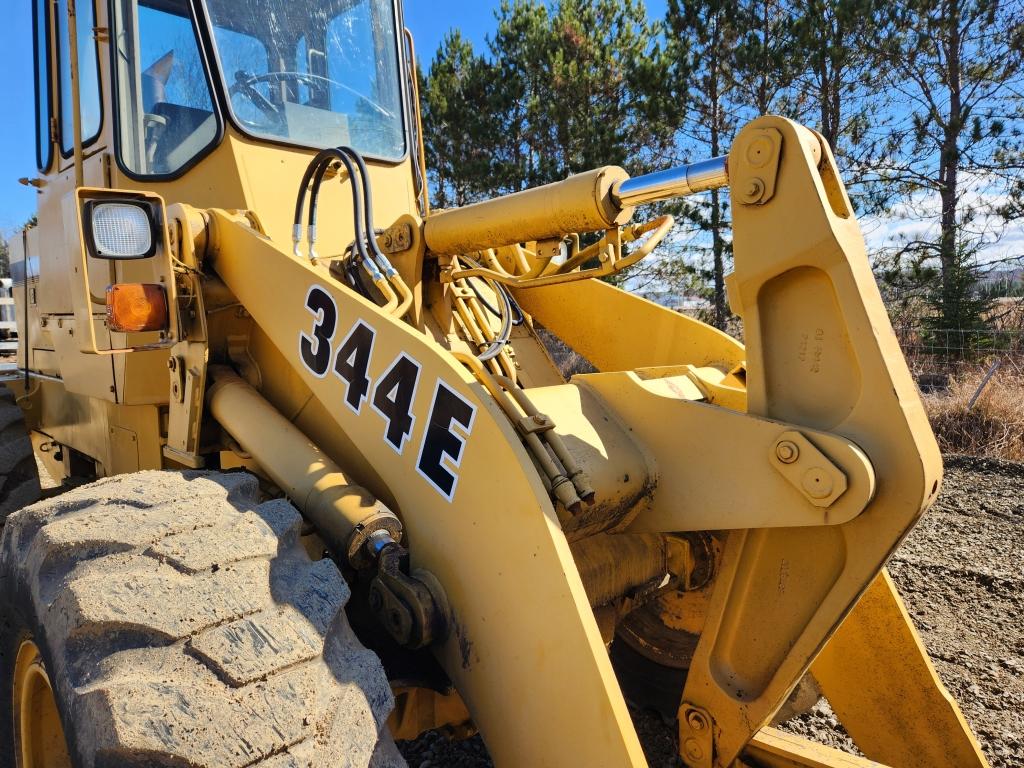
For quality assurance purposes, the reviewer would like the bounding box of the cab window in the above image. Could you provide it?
[33,0,52,170]
[111,0,220,176]
[57,0,102,155]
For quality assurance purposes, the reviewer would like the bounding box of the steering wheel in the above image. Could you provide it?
[230,70,395,126]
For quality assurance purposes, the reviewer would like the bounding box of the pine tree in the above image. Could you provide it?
[788,0,894,207]
[878,0,1024,331]
[420,32,495,208]
[421,0,678,199]
[665,0,742,329]
[733,0,800,116]
[487,0,677,187]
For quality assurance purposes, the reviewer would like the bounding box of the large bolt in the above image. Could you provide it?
[775,440,799,464]
[686,711,707,731]
[741,177,765,204]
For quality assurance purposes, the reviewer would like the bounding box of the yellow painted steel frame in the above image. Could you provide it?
[810,570,988,766]
[205,210,649,766]
[505,120,983,768]
[673,117,947,767]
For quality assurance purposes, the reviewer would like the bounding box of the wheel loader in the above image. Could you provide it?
[0,0,992,766]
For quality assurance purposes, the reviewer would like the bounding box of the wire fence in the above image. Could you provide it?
[894,327,1024,387]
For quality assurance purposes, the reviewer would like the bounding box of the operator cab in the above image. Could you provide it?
[111,0,406,177]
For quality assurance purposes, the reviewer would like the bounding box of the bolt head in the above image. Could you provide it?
[741,176,766,204]
[686,710,707,731]
[775,440,799,464]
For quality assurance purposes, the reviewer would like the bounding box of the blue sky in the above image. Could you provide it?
[1,2,41,232]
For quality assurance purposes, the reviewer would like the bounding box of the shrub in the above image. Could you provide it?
[922,366,1024,461]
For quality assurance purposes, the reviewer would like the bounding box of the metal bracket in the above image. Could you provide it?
[731,127,782,206]
[168,355,186,403]
[517,412,555,436]
[769,430,848,508]
[369,543,451,650]
[378,222,414,254]
[163,205,209,468]
[679,703,715,768]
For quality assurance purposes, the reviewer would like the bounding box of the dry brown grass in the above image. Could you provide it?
[922,365,1024,461]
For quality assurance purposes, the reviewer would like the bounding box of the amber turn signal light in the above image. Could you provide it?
[106,283,169,333]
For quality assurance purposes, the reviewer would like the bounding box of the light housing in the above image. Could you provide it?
[106,283,169,333]
[83,199,160,259]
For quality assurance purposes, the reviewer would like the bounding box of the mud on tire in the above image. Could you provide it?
[0,470,404,767]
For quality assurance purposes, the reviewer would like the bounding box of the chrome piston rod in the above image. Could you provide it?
[611,156,729,209]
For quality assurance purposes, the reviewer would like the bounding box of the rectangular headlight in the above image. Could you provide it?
[83,200,159,259]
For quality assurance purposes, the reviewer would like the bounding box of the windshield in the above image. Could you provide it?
[202,0,406,160]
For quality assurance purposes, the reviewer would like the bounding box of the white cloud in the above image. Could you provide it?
[862,174,1024,265]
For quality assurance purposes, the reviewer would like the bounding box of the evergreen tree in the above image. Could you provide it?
[421,0,678,199]
[733,0,800,116]
[878,0,1024,330]
[665,0,742,329]
[488,0,677,186]
[788,0,893,208]
[420,32,495,207]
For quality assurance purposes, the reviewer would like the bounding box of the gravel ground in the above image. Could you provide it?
[399,455,1024,767]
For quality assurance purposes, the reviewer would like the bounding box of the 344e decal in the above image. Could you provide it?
[299,285,476,502]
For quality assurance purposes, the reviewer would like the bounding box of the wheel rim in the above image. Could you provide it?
[12,640,71,768]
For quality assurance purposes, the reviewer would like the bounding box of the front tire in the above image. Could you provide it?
[0,470,403,767]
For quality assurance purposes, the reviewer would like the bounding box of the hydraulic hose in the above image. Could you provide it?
[340,146,413,317]
[455,254,514,362]
[294,147,409,315]
[303,149,396,310]
[293,147,348,257]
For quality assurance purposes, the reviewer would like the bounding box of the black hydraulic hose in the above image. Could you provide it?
[306,149,376,273]
[337,146,388,265]
[308,152,345,234]
[293,147,345,237]
[504,284,525,326]
[348,262,372,298]
[467,277,501,317]
[293,148,369,269]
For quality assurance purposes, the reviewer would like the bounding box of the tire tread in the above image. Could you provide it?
[0,470,400,768]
